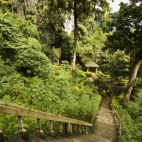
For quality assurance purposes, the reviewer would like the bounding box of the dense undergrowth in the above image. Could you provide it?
[112,89,142,142]
[0,62,101,138]
[0,11,103,138]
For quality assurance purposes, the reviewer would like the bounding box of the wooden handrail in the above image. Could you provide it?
[111,106,122,142]
[0,101,92,134]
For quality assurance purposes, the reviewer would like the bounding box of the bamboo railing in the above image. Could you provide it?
[0,101,92,135]
[111,106,122,142]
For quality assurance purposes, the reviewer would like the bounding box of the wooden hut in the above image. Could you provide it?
[85,61,99,73]
[81,56,99,73]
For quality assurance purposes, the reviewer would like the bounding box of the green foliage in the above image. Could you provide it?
[0,13,19,50]
[104,0,142,101]
[96,70,110,79]
[37,0,110,63]
[0,0,12,13]
[77,20,108,60]
[0,64,101,137]
[72,68,92,83]
[112,91,142,142]
[111,94,123,108]
[19,37,42,51]
[59,32,74,62]
[106,50,130,80]
[0,57,15,78]
[106,0,142,53]
[15,48,51,78]
[72,69,87,78]
[0,1,110,138]
[94,78,110,96]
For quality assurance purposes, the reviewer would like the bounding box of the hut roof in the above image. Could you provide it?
[81,56,99,68]
[85,62,99,68]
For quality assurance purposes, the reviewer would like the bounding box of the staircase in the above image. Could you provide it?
[0,96,118,142]
[92,97,118,142]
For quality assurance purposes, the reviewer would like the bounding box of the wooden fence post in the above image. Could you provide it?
[70,123,72,134]
[37,118,43,134]
[49,121,54,135]
[59,122,63,134]
[85,126,88,134]
[65,121,71,134]
[18,116,26,133]
[79,125,81,133]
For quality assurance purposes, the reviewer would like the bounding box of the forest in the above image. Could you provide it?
[0,0,142,141]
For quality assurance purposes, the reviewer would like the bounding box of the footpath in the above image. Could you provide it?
[6,95,118,142]
[92,96,118,142]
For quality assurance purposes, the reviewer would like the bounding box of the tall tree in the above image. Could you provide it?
[47,0,110,69]
[72,0,110,70]
[72,0,77,70]
[105,0,142,101]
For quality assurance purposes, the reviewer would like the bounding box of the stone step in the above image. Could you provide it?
[92,96,117,142]
[98,112,113,119]
[98,108,113,118]
[94,121,117,132]
[71,134,112,142]
[100,101,111,109]
[8,134,114,142]
[95,116,115,125]
[93,122,117,141]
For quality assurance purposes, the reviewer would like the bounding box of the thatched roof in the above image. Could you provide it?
[85,62,99,68]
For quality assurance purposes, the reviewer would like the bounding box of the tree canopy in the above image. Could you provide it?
[105,0,142,101]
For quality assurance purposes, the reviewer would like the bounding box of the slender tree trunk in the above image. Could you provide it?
[124,47,142,102]
[12,0,14,13]
[21,0,27,19]
[72,0,77,70]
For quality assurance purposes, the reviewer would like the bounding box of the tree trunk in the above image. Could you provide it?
[72,0,77,70]
[12,0,14,13]
[124,47,142,102]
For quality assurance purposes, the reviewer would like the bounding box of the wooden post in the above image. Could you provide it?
[49,121,54,135]
[70,124,72,134]
[89,126,92,133]
[18,116,26,133]
[85,126,88,134]
[65,122,71,134]
[82,125,85,133]
[37,119,43,134]
[59,122,63,133]
[74,124,77,133]
[79,125,81,133]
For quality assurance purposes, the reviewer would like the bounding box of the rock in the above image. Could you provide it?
[87,77,94,82]
[91,73,98,80]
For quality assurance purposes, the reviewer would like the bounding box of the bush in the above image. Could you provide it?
[112,92,142,142]
[0,65,101,138]
[94,79,110,96]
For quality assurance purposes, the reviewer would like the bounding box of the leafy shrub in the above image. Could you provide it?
[112,92,142,142]
[0,65,101,138]
[94,79,110,95]
[15,49,51,78]
[96,71,110,79]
